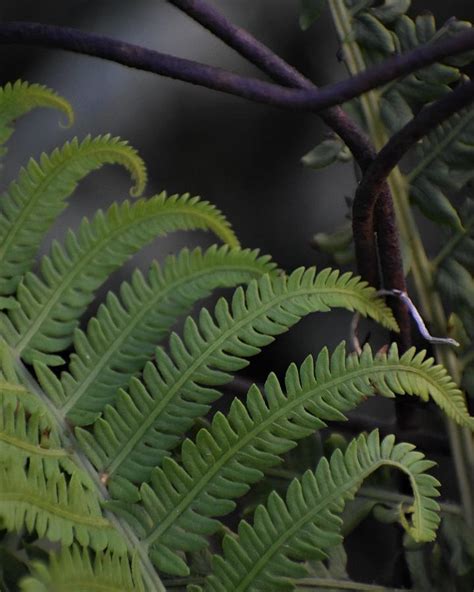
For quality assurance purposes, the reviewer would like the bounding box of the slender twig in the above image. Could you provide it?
[0,21,473,114]
[167,0,374,165]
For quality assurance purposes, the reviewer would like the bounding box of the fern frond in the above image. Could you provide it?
[20,546,144,592]
[203,430,440,592]
[348,5,471,131]
[35,245,277,425]
[0,134,147,297]
[76,268,397,499]
[1,193,238,364]
[109,343,467,576]
[407,106,474,229]
[0,459,126,553]
[0,80,73,158]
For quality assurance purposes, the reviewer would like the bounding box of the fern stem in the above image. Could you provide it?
[328,0,474,528]
[7,343,165,592]
[296,578,409,591]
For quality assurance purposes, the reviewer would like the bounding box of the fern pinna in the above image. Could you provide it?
[0,80,472,592]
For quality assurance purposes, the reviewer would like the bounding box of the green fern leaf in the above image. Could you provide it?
[203,430,440,591]
[0,393,65,460]
[34,245,277,425]
[0,80,73,158]
[1,193,238,364]
[20,546,144,592]
[109,343,468,576]
[0,459,126,553]
[407,106,474,229]
[76,268,397,499]
[0,134,147,297]
[0,392,98,489]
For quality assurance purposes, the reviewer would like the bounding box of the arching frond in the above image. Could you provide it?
[0,134,147,296]
[0,193,238,365]
[35,245,277,425]
[0,459,126,553]
[76,268,397,499]
[203,430,440,592]
[20,546,144,592]
[0,80,73,158]
[108,343,467,576]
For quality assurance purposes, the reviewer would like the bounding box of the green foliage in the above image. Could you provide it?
[36,245,277,425]
[20,546,145,592]
[107,343,462,576]
[0,80,73,159]
[0,193,238,365]
[1,4,474,582]
[0,134,147,297]
[203,430,440,591]
[76,268,397,498]
[0,459,125,553]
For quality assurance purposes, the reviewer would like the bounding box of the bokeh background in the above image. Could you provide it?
[1,1,473,585]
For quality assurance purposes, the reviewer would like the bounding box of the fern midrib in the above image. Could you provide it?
[1,489,112,527]
[0,431,69,458]
[104,283,385,477]
[14,205,223,354]
[60,261,269,416]
[407,108,474,183]
[0,381,29,395]
[144,361,444,545]
[234,459,421,592]
[0,143,118,267]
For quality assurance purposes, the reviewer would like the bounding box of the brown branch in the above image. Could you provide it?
[0,21,473,114]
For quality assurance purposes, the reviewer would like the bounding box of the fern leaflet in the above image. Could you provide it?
[20,546,144,592]
[203,430,440,592]
[0,459,126,553]
[35,245,277,425]
[408,106,474,229]
[0,134,147,296]
[0,80,73,158]
[76,268,397,499]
